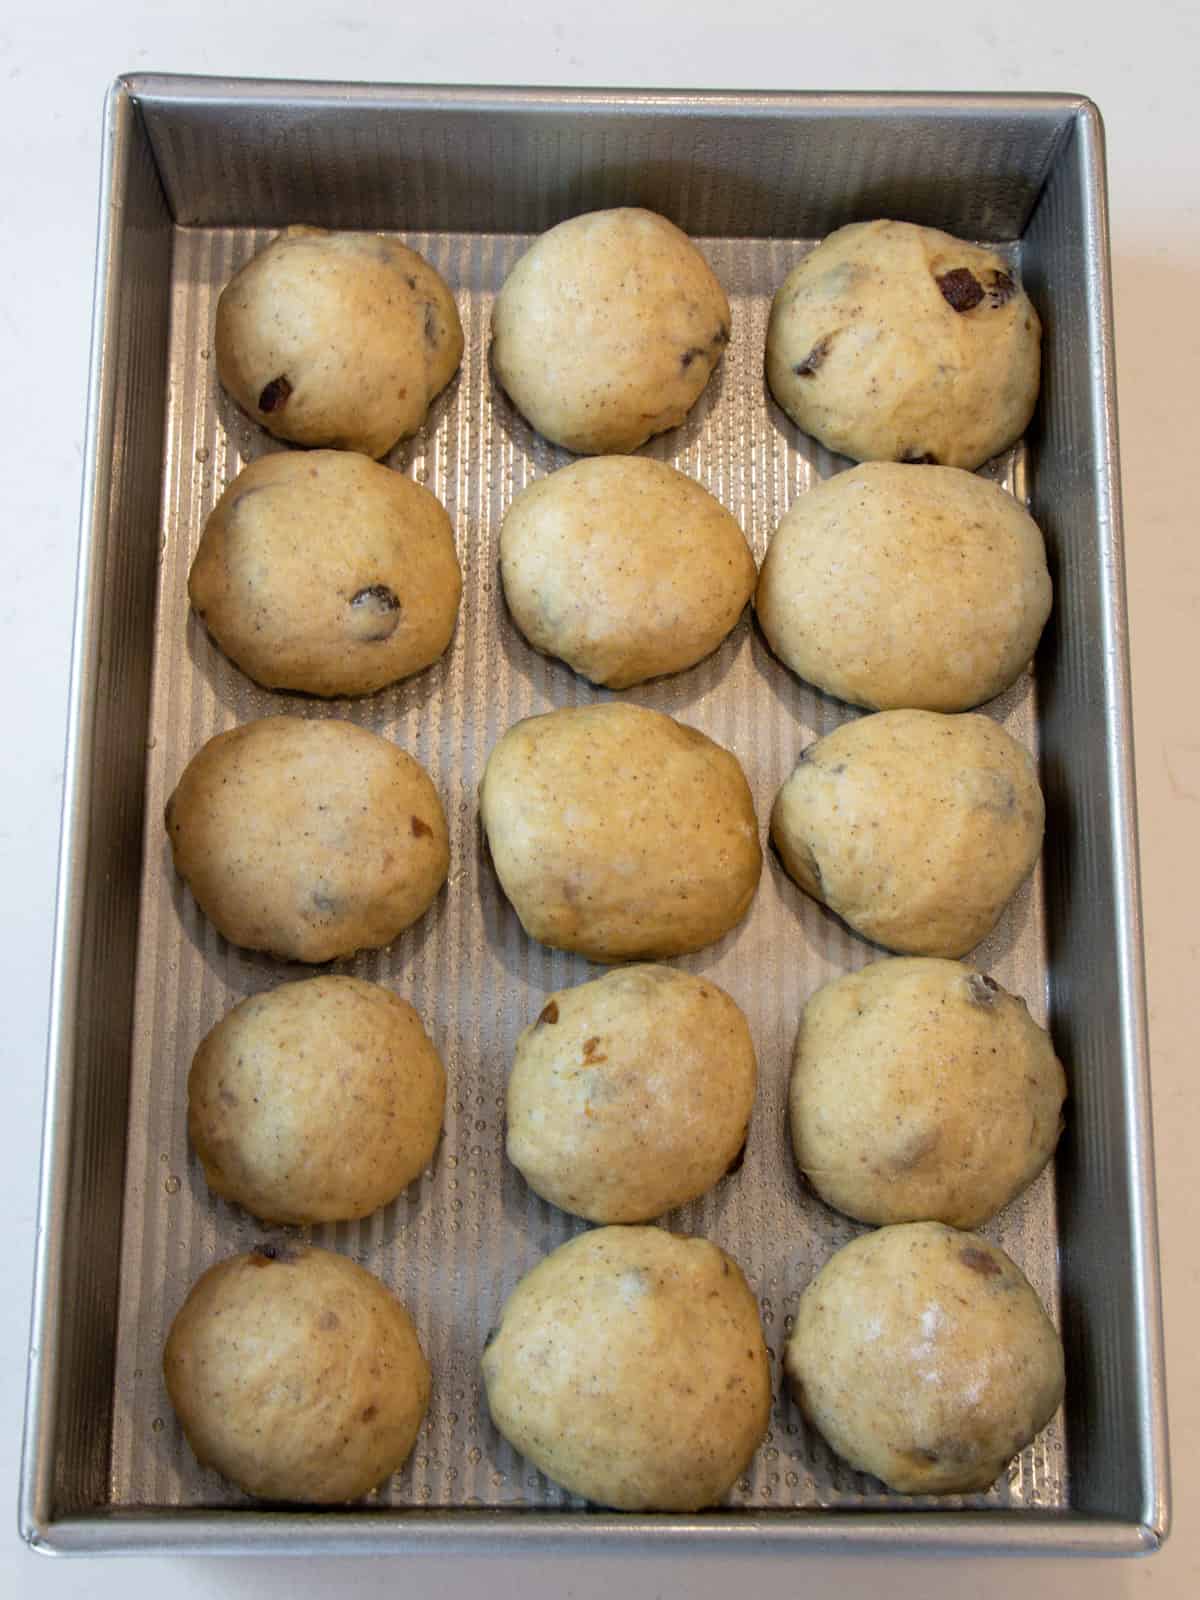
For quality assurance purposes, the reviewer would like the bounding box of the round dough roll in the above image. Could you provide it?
[766,220,1040,470]
[789,957,1066,1227]
[189,976,446,1224]
[482,1227,771,1510]
[164,1245,430,1503]
[500,457,756,688]
[189,451,462,697]
[784,1222,1064,1493]
[165,716,449,962]
[491,207,731,454]
[507,965,757,1222]
[770,710,1043,958]
[756,463,1052,711]
[480,703,762,962]
[215,226,463,458]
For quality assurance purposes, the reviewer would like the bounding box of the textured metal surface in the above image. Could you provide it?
[22,80,1166,1556]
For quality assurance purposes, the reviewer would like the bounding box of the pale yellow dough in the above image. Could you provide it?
[766,220,1040,470]
[755,463,1051,711]
[491,208,731,454]
[481,1227,770,1510]
[506,965,757,1222]
[789,957,1066,1227]
[479,703,761,962]
[784,1222,1064,1493]
[215,226,463,458]
[500,457,755,688]
[770,710,1043,958]
[188,976,446,1225]
[163,1245,430,1503]
[189,451,462,697]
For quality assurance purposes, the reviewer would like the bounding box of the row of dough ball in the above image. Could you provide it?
[187,445,1052,716]
[216,212,1039,472]
[164,1221,1063,1510]
[164,702,1043,965]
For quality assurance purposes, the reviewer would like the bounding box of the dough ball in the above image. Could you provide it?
[500,456,755,688]
[215,226,463,458]
[188,976,446,1224]
[165,716,449,962]
[481,1227,770,1510]
[491,208,730,454]
[770,710,1043,958]
[756,463,1052,711]
[479,703,761,962]
[189,450,462,697]
[789,957,1065,1227]
[766,220,1040,470]
[507,965,756,1222]
[164,1244,430,1503]
[784,1222,1064,1493]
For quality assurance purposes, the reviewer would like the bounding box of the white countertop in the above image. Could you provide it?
[2,3,1196,1595]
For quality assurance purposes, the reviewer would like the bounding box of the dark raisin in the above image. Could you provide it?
[411,815,433,839]
[537,1000,559,1025]
[423,303,438,344]
[258,375,293,413]
[986,269,1017,307]
[714,323,730,346]
[360,1403,378,1423]
[936,268,984,313]
[966,972,1001,1006]
[899,449,938,465]
[960,1245,1003,1278]
[252,1241,299,1266]
[680,345,706,370]
[348,584,402,643]
[792,334,833,377]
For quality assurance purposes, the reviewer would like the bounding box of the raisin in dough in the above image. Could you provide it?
[215,226,462,458]
[165,716,449,962]
[482,1227,770,1510]
[164,1245,430,1503]
[189,976,446,1224]
[499,456,755,688]
[789,957,1066,1227]
[784,1222,1064,1493]
[479,703,761,962]
[506,965,757,1222]
[189,451,462,697]
[491,208,730,454]
[756,463,1051,711]
[766,221,1040,470]
[770,710,1044,958]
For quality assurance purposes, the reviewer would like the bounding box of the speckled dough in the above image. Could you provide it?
[163,1245,430,1503]
[784,1222,1064,1493]
[165,716,449,963]
[215,226,463,458]
[479,703,762,962]
[506,965,757,1223]
[189,451,462,697]
[756,463,1052,711]
[771,710,1043,958]
[766,220,1041,470]
[481,1227,771,1510]
[499,456,755,688]
[789,958,1066,1228]
[188,976,446,1225]
[491,208,731,454]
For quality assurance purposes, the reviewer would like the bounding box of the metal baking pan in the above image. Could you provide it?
[20,76,1168,1556]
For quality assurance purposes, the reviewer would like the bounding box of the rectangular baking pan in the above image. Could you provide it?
[20,76,1168,1555]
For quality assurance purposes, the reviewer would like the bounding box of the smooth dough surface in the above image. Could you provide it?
[756,463,1051,711]
[163,1245,430,1503]
[500,456,756,688]
[215,226,463,457]
[506,965,757,1222]
[771,710,1043,958]
[766,220,1041,470]
[165,716,449,962]
[189,451,462,697]
[491,208,731,454]
[481,1227,770,1510]
[784,1222,1064,1493]
[789,957,1066,1227]
[189,976,446,1224]
[480,703,761,962]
